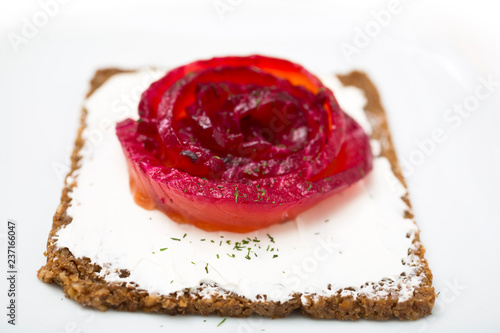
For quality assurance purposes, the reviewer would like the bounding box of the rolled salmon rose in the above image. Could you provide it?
[116,55,373,233]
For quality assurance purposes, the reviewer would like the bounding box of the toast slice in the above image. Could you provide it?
[38,68,435,320]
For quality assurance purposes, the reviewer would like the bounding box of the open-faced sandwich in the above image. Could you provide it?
[38,55,435,319]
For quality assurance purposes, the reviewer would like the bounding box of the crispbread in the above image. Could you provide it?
[38,68,435,320]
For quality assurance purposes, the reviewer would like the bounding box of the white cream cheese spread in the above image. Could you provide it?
[56,69,423,303]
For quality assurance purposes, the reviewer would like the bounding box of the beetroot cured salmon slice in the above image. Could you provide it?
[116,55,373,233]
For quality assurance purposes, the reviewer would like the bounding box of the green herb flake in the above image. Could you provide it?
[160,248,168,251]
[183,233,187,238]
[256,95,262,109]
[273,255,278,258]
[267,234,275,243]
[171,238,181,241]
[205,263,209,274]
[233,243,244,251]
[245,248,252,260]
[217,318,227,327]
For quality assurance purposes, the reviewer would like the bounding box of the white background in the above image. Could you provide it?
[1,0,500,332]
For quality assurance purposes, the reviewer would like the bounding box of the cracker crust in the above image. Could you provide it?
[38,69,435,319]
